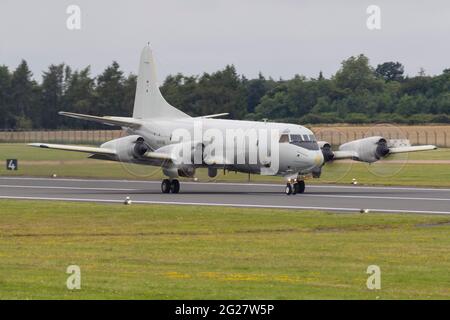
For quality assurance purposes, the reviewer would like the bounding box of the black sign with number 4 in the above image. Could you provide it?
[6,159,18,171]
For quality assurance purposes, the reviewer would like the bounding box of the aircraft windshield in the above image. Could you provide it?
[289,134,319,150]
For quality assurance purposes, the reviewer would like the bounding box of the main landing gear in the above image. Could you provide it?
[285,180,305,195]
[161,179,180,194]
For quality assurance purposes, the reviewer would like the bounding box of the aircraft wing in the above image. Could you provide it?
[28,143,174,162]
[329,146,437,162]
[59,111,142,128]
[142,151,174,161]
[28,143,116,155]
[331,150,359,160]
[389,145,437,154]
[321,136,437,164]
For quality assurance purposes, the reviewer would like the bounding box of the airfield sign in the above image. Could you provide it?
[6,159,18,171]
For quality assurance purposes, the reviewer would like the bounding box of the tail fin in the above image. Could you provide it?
[132,45,190,119]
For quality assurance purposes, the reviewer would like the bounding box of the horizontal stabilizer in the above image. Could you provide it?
[59,112,142,128]
[195,113,229,119]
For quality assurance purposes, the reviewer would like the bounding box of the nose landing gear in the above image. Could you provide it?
[161,179,180,193]
[285,183,292,195]
[285,180,305,195]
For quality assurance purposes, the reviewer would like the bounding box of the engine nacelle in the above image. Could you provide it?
[101,135,150,162]
[177,166,196,177]
[339,136,389,163]
[163,166,196,178]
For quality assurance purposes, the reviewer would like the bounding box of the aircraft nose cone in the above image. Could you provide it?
[312,151,324,166]
[294,149,324,171]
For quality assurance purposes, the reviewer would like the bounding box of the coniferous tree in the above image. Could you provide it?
[10,60,35,129]
[0,66,12,128]
[95,61,125,116]
[40,64,66,128]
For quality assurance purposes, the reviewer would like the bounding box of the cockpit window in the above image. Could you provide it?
[290,134,302,142]
[289,134,319,150]
[290,134,316,142]
[279,134,289,143]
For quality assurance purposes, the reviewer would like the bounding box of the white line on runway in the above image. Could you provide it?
[0,184,138,192]
[304,194,450,202]
[1,195,450,215]
[1,176,450,192]
[1,184,450,202]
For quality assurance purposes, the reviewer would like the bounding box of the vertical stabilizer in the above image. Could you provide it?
[132,46,189,119]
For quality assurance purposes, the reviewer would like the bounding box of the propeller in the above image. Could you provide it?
[321,143,335,162]
[364,124,409,178]
[133,137,150,157]
[375,138,390,159]
[315,128,353,183]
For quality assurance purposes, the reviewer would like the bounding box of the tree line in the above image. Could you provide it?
[0,54,449,130]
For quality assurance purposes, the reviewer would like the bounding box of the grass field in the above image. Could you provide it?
[1,144,450,186]
[0,200,449,299]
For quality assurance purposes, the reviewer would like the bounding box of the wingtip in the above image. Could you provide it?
[28,143,46,148]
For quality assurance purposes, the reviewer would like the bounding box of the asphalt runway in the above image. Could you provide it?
[1,177,450,215]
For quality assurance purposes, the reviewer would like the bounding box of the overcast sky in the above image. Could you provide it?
[0,0,449,82]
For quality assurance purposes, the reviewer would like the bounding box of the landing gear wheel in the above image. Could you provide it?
[292,183,298,195]
[170,179,180,194]
[296,180,305,194]
[161,179,171,193]
[285,183,292,195]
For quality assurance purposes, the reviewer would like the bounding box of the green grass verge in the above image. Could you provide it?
[1,144,450,186]
[0,200,449,299]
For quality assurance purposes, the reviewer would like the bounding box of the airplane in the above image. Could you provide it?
[29,45,437,195]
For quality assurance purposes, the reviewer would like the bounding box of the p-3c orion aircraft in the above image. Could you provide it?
[30,46,437,195]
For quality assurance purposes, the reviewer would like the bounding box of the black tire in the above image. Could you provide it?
[292,183,298,195]
[285,184,292,195]
[293,182,299,194]
[170,179,180,194]
[161,179,171,193]
[297,180,305,194]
